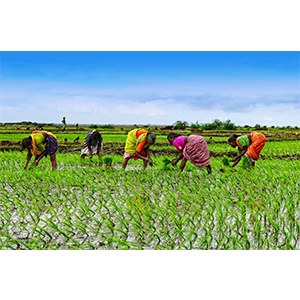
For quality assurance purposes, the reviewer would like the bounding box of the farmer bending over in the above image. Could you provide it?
[80,130,103,161]
[22,131,58,170]
[122,128,156,169]
[228,131,266,167]
[167,133,212,173]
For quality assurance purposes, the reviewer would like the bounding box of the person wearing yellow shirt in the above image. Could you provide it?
[21,131,58,170]
[122,128,156,169]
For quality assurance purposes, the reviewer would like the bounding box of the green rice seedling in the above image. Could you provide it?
[163,158,172,165]
[115,227,128,240]
[103,156,113,167]
[222,156,230,166]
[241,156,251,169]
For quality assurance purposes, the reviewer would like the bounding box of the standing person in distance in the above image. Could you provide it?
[80,129,103,161]
[167,133,212,173]
[228,131,266,167]
[62,117,66,132]
[122,128,156,169]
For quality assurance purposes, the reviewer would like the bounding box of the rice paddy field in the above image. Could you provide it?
[1,125,300,250]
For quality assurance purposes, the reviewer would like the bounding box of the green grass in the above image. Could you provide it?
[1,151,300,250]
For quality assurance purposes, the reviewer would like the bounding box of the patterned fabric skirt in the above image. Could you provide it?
[45,135,58,156]
[183,135,211,167]
[246,132,266,160]
[81,141,102,156]
[124,149,146,160]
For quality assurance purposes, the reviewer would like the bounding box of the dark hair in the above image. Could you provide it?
[21,136,33,150]
[90,130,103,146]
[228,134,239,144]
[146,133,156,145]
[167,133,181,143]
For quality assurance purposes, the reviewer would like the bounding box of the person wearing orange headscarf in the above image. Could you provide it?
[228,132,266,167]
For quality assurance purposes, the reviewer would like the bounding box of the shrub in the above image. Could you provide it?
[202,122,216,130]
[190,121,201,129]
[89,124,98,129]
[202,118,237,130]
[98,124,114,129]
[223,119,237,130]
[173,120,189,129]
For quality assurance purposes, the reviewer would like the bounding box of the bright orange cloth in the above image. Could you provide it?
[135,130,148,152]
[246,132,266,160]
[136,129,148,138]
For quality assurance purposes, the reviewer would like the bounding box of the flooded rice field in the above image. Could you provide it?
[1,151,300,250]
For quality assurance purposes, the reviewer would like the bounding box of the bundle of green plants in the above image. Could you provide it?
[220,156,230,172]
[242,156,250,169]
[163,158,172,165]
[103,156,113,166]
[222,156,230,166]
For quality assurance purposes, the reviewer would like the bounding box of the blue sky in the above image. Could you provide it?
[0,51,299,126]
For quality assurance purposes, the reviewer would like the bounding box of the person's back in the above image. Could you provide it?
[125,128,148,154]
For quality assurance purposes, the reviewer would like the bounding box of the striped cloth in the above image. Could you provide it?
[45,134,58,156]
[183,135,211,167]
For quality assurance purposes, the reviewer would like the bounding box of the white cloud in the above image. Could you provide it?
[1,79,299,126]
[264,116,273,121]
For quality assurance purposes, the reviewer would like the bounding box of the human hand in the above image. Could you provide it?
[147,158,153,166]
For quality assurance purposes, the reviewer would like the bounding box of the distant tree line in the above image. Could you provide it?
[173,118,237,130]
[4,121,54,127]
[89,124,115,129]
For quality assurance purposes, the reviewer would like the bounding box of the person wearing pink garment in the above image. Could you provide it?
[167,133,212,173]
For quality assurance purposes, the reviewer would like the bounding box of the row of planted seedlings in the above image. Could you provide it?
[1,151,300,249]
